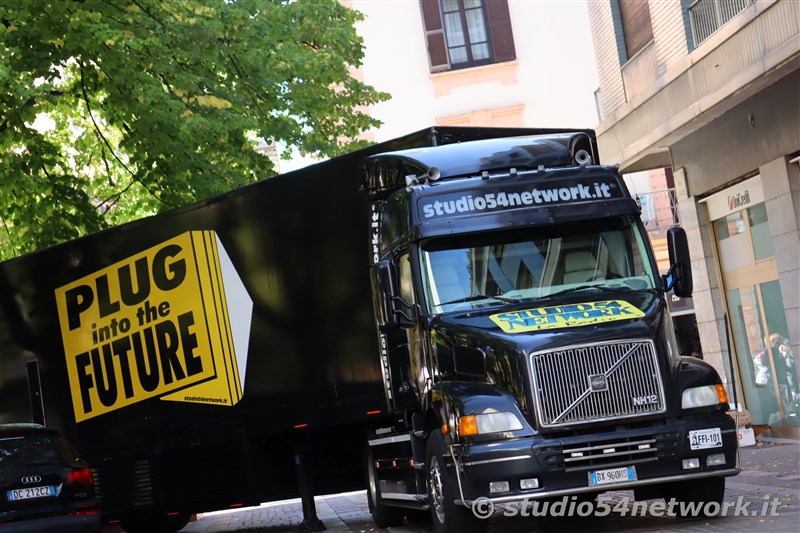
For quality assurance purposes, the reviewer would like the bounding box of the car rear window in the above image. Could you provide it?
[0,435,79,467]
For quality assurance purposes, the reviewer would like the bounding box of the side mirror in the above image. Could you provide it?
[665,227,693,298]
[371,260,399,332]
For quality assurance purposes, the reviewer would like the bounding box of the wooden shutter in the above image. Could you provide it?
[618,0,653,58]
[420,0,450,72]
[485,0,516,63]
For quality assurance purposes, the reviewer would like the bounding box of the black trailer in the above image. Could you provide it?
[0,126,579,532]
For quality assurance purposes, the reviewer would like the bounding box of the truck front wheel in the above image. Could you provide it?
[426,431,488,533]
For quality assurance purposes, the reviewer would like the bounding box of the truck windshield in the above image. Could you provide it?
[420,216,658,314]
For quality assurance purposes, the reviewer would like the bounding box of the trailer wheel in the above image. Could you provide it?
[426,431,487,533]
[366,449,404,527]
[664,476,725,517]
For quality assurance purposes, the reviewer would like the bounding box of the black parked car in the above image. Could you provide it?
[0,423,100,532]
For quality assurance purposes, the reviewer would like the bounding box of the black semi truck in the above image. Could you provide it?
[0,127,738,533]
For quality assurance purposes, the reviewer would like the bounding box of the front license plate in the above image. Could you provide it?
[689,428,722,450]
[589,466,636,486]
[7,485,54,501]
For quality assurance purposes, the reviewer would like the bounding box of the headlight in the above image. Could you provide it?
[458,412,523,436]
[681,384,728,409]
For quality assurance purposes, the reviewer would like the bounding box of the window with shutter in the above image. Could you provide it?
[419,0,516,73]
[618,0,654,60]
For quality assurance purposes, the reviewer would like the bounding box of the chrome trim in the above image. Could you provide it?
[369,434,411,447]
[563,447,655,463]
[454,467,741,506]
[530,339,666,428]
[450,444,470,508]
[463,454,532,467]
[563,437,658,466]
[563,438,656,453]
[382,492,426,502]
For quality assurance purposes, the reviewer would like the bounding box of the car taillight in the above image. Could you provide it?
[66,468,94,486]
[69,509,99,517]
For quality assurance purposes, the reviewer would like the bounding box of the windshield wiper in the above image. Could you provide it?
[438,294,521,306]
[546,284,629,299]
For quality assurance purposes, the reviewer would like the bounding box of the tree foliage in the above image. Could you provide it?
[0,0,388,260]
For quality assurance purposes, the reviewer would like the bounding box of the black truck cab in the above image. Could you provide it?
[363,132,738,532]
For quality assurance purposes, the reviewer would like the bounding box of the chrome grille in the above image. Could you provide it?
[562,437,658,472]
[530,340,665,427]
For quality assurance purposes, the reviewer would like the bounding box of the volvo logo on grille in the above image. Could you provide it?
[21,475,42,484]
[588,374,608,392]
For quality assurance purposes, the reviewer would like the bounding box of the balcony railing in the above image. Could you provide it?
[689,0,754,45]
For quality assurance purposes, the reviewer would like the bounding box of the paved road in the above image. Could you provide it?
[173,440,799,533]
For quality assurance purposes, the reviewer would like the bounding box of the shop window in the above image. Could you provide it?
[420,0,516,73]
[748,203,775,261]
[712,201,774,272]
[713,211,750,272]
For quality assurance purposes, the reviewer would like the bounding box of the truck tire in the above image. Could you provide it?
[426,431,488,533]
[366,449,405,528]
[664,476,725,517]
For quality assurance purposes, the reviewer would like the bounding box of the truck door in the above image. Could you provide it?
[378,253,425,413]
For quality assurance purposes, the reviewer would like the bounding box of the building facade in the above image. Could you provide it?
[345,0,600,141]
[587,0,799,437]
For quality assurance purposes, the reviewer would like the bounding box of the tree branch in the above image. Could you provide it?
[0,215,16,258]
[99,178,137,213]
[0,97,35,134]
[130,0,167,31]
[78,60,173,206]
[99,142,115,186]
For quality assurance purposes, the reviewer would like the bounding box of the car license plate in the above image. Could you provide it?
[7,485,54,501]
[589,466,636,486]
[689,428,722,450]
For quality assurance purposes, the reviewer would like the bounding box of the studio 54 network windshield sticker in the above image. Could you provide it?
[490,300,644,334]
[55,231,252,422]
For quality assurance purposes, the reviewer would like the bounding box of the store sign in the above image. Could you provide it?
[702,176,764,221]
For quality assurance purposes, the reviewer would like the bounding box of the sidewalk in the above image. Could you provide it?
[736,439,800,490]
[183,492,374,533]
